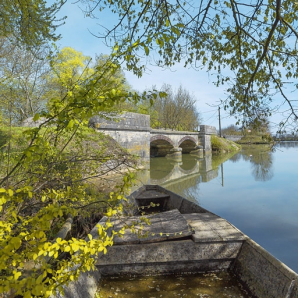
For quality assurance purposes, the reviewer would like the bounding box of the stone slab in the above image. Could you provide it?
[54,268,101,298]
[183,213,244,242]
[109,209,193,245]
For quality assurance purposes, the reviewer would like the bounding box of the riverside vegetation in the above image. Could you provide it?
[211,135,241,154]
[2,0,298,297]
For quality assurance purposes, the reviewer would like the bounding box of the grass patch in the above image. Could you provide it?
[211,135,241,153]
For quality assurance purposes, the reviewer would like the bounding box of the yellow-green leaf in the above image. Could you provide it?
[33,113,40,121]
[67,120,74,129]
[11,237,22,249]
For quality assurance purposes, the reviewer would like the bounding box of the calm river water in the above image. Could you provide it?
[135,142,298,272]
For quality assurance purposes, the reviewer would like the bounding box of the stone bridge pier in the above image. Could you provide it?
[89,112,216,161]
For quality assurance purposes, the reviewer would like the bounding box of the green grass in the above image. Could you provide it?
[211,135,241,153]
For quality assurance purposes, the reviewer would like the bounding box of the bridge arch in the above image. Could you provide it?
[178,136,197,147]
[150,135,175,146]
[178,136,198,154]
[150,135,175,157]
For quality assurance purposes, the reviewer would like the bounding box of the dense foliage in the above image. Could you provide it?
[0,53,144,296]
[0,0,65,47]
[0,45,154,298]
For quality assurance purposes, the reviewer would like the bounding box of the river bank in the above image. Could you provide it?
[235,134,274,145]
[211,135,241,153]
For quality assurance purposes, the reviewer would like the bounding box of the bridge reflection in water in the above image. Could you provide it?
[135,154,220,203]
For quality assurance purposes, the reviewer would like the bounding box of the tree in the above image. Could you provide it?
[80,0,298,132]
[0,0,65,47]
[0,1,160,297]
[47,48,132,113]
[221,125,240,136]
[47,47,93,101]
[0,38,52,125]
[143,84,201,131]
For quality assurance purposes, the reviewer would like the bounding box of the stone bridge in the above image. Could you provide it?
[89,112,216,161]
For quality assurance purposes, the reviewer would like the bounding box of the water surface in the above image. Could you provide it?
[136,142,298,272]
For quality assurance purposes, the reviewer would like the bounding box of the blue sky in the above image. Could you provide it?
[53,0,286,132]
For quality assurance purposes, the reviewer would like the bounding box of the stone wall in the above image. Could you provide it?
[89,112,151,161]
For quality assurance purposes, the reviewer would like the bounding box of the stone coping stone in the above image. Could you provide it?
[107,209,193,245]
[183,213,245,242]
[199,125,217,135]
[150,129,199,135]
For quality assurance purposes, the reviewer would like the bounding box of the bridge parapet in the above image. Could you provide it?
[89,112,150,132]
[151,129,199,135]
[89,112,151,160]
[199,125,217,135]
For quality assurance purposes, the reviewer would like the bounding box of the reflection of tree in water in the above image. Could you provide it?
[229,153,242,163]
[241,145,274,182]
[277,141,298,149]
[251,153,274,181]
